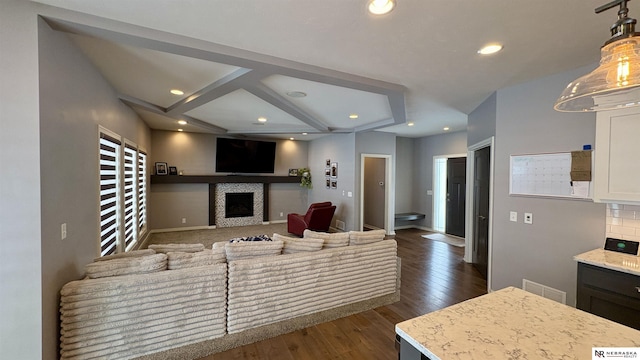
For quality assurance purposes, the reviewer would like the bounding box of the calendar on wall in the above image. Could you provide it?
[509,152,591,199]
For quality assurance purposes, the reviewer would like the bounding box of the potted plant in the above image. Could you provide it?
[298,167,312,189]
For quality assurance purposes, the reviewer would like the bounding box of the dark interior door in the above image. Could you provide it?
[445,157,466,238]
[472,146,490,278]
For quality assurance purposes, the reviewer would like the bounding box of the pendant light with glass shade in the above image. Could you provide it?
[554,0,640,112]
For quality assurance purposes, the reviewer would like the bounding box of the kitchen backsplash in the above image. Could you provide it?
[606,203,640,242]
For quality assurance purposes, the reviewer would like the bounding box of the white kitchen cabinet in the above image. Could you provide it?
[594,107,640,204]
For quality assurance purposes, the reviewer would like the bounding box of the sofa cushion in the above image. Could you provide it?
[93,249,156,262]
[303,229,350,248]
[85,253,168,279]
[348,229,387,246]
[167,249,226,269]
[225,240,284,261]
[148,243,205,253]
[273,233,324,254]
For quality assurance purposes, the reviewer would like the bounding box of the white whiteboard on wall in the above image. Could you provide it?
[509,152,591,199]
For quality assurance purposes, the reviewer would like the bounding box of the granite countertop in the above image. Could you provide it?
[396,287,640,360]
[574,248,640,276]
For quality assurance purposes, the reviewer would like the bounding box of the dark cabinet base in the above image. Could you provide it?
[577,263,640,330]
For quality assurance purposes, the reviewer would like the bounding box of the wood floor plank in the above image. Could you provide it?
[203,228,487,359]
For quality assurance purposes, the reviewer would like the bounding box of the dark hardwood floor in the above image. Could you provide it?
[203,228,488,360]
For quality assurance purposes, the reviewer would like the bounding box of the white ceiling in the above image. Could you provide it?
[34,0,616,139]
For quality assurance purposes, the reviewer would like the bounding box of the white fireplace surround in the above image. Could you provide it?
[215,183,264,228]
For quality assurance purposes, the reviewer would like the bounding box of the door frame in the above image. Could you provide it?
[432,153,466,234]
[359,153,393,234]
[465,137,494,292]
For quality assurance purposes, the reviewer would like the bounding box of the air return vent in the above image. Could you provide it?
[522,279,566,304]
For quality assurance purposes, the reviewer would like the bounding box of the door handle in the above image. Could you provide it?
[478,215,486,220]
[636,286,640,293]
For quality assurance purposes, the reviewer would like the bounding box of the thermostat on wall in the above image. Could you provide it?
[604,237,640,256]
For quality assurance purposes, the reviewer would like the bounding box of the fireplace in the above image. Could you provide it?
[225,193,254,218]
[215,183,264,227]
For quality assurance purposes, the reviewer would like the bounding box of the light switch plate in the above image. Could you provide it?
[510,211,517,222]
[524,213,533,224]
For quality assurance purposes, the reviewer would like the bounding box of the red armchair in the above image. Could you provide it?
[287,202,337,237]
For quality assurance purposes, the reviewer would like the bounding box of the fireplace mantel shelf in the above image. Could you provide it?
[150,175,301,185]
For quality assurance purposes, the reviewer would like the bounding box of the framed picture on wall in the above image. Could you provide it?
[324,168,331,177]
[331,162,338,178]
[326,178,331,189]
[289,168,298,176]
[155,162,168,175]
[331,180,337,189]
[168,166,178,175]
[326,159,331,167]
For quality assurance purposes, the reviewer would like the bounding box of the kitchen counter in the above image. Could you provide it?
[574,248,640,276]
[395,287,640,360]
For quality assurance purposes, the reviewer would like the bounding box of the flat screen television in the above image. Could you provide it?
[215,138,276,174]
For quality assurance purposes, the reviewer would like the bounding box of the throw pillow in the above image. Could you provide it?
[303,229,350,248]
[93,249,156,262]
[225,239,283,261]
[228,234,271,243]
[167,249,226,269]
[273,233,324,254]
[148,243,205,253]
[348,229,387,246]
[85,253,168,279]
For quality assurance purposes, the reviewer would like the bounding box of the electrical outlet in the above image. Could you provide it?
[510,211,518,222]
[61,223,67,240]
[181,218,186,224]
[336,220,346,231]
[524,213,533,224]
[279,212,283,217]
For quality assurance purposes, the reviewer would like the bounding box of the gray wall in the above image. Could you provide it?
[38,19,151,358]
[0,1,42,358]
[149,131,309,229]
[468,92,496,146]
[308,133,356,230]
[412,131,468,229]
[395,137,414,214]
[491,64,605,305]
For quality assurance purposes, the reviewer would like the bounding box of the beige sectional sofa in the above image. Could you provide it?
[59,229,399,360]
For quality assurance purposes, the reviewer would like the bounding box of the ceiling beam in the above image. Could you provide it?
[244,83,329,132]
[119,94,227,134]
[165,68,256,116]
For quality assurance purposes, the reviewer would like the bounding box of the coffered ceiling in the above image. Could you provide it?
[35,0,614,140]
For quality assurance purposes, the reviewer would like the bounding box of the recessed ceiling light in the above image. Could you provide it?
[286,91,307,98]
[477,44,503,55]
[170,89,184,95]
[258,117,267,122]
[177,128,184,132]
[290,137,295,141]
[302,132,308,135]
[349,114,359,119]
[368,0,395,15]
[407,122,414,126]
[443,126,450,131]
[178,120,187,125]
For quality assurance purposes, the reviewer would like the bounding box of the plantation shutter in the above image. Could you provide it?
[99,132,121,256]
[138,150,147,233]
[123,144,138,251]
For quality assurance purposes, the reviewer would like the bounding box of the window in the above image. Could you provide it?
[99,131,121,256]
[98,127,147,257]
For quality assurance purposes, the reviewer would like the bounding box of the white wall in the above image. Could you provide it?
[491,64,605,305]
[0,1,42,358]
[395,137,414,214]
